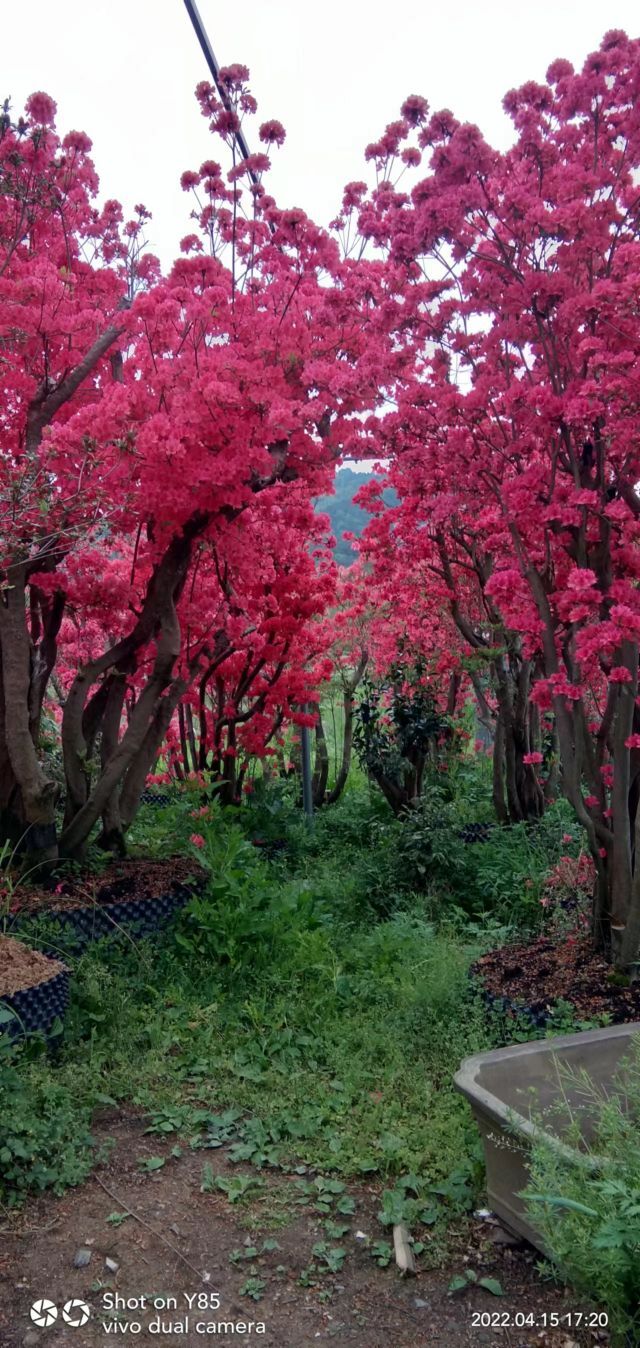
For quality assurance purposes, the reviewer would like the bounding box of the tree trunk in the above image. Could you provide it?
[492,712,508,824]
[219,722,238,806]
[178,703,193,775]
[120,680,189,829]
[325,653,368,806]
[0,568,59,865]
[97,674,129,856]
[326,684,359,805]
[311,703,329,806]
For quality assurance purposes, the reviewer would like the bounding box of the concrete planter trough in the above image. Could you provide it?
[454,1022,640,1251]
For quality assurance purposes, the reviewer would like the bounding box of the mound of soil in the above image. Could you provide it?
[10,856,203,916]
[474,932,640,1025]
[0,935,66,997]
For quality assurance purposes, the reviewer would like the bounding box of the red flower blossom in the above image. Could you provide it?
[26,91,57,125]
[609,666,633,684]
[259,120,286,147]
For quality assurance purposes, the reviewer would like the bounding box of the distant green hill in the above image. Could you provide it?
[315,467,395,567]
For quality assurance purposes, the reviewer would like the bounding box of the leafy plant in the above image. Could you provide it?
[0,1036,94,1204]
[448,1269,503,1296]
[525,1040,640,1344]
[205,1171,265,1205]
[369,1239,392,1267]
[311,1242,346,1274]
[239,1276,266,1301]
[353,671,454,816]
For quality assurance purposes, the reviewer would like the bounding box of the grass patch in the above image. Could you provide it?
[1,773,584,1265]
[1,789,496,1216]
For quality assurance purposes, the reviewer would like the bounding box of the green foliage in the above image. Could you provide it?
[0,784,497,1222]
[370,1239,393,1267]
[1,718,626,1324]
[0,1035,94,1204]
[0,766,578,1306]
[206,1171,265,1204]
[174,814,330,978]
[237,777,307,853]
[376,1162,479,1231]
[525,1040,640,1344]
[354,676,448,783]
[396,786,581,926]
[311,1241,346,1273]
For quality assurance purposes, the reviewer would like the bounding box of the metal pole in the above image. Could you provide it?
[300,706,314,822]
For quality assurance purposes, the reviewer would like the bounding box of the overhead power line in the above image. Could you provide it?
[182,0,312,822]
[183,0,260,186]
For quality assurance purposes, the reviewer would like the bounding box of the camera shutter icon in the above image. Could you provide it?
[62,1299,92,1327]
[30,1300,58,1327]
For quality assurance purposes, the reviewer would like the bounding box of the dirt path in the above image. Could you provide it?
[0,1112,606,1348]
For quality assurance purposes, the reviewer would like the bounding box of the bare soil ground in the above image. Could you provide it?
[0,1111,608,1348]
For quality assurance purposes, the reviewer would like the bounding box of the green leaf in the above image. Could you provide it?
[526,1194,599,1217]
[478,1277,504,1296]
[239,1276,266,1302]
[448,1275,469,1294]
[336,1195,355,1215]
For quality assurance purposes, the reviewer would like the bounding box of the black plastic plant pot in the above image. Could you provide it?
[0,965,70,1041]
[468,963,550,1031]
[9,880,200,954]
[458,822,495,845]
[139,790,172,807]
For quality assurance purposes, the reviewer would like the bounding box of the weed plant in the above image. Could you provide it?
[525,1040,640,1345]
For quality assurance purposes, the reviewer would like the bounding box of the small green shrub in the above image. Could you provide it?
[525,1038,640,1344]
[396,792,583,926]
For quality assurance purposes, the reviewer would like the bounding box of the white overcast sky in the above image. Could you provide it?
[5,0,640,268]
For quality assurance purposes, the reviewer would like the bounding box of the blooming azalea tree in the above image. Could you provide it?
[151,489,336,806]
[351,30,640,965]
[0,92,149,858]
[0,72,404,864]
[357,475,551,823]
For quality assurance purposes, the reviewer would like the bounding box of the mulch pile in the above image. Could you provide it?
[0,935,65,997]
[10,856,201,916]
[474,932,640,1025]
